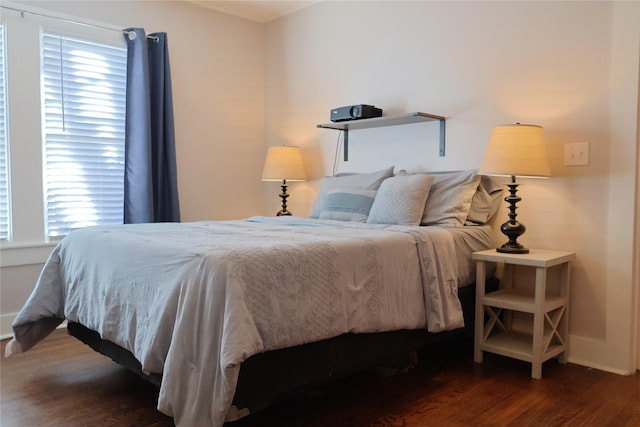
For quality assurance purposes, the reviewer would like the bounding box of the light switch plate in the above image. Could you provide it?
[564,142,589,166]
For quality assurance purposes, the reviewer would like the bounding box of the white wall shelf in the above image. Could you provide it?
[317,112,446,160]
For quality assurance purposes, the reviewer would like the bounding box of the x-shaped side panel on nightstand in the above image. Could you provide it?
[483,306,507,340]
[543,306,566,352]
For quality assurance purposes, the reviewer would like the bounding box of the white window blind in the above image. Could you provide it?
[0,25,10,241]
[42,32,127,237]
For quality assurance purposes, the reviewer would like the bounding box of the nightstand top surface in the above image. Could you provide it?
[472,248,576,267]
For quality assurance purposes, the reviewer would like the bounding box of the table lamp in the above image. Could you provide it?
[480,123,551,254]
[262,145,306,216]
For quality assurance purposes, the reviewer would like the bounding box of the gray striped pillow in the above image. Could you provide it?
[319,188,377,222]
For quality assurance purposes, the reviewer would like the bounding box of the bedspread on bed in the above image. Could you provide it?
[9,217,469,426]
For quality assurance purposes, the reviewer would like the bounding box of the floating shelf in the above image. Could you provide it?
[317,112,446,160]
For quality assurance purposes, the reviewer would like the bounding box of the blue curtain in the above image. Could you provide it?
[123,28,180,223]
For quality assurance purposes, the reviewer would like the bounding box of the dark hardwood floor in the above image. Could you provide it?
[2,329,638,426]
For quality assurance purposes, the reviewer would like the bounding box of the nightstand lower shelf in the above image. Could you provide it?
[480,331,565,363]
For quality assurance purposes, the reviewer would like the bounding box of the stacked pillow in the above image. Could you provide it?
[417,170,481,227]
[319,188,377,222]
[310,166,394,219]
[367,174,435,225]
[311,167,503,226]
[465,174,504,225]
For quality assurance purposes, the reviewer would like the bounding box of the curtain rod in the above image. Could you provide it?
[0,5,159,42]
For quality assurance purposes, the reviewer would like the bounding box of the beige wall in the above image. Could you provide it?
[264,1,639,374]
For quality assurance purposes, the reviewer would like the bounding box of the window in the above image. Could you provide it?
[0,24,10,241]
[41,32,127,237]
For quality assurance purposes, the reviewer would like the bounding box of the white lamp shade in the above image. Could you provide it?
[261,146,307,182]
[480,124,551,178]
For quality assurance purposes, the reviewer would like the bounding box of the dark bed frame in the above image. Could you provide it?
[67,277,498,422]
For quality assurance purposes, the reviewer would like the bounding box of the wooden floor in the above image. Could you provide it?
[2,329,638,427]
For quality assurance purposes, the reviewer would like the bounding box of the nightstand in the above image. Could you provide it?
[472,249,576,379]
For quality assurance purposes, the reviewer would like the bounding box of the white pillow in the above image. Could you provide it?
[319,188,377,222]
[466,175,504,225]
[367,174,435,225]
[420,170,481,227]
[309,166,394,218]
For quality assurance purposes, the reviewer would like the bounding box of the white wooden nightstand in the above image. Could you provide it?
[472,249,576,379]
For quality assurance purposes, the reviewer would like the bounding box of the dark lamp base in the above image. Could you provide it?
[275,179,293,216]
[497,244,529,254]
[496,177,529,255]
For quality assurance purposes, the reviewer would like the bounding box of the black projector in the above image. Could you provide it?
[330,104,382,122]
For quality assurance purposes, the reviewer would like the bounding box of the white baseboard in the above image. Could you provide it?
[568,334,635,376]
[0,312,16,340]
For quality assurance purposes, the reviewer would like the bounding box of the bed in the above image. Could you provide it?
[6,168,502,426]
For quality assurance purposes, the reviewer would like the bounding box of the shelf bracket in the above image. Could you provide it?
[344,130,349,161]
[439,119,446,157]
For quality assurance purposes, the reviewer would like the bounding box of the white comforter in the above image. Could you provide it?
[8,217,465,426]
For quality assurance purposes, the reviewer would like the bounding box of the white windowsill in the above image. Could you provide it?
[0,242,57,267]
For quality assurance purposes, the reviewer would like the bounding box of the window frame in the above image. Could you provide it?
[0,22,11,241]
[40,30,127,238]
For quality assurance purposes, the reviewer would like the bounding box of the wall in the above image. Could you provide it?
[0,0,266,336]
[264,1,639,374]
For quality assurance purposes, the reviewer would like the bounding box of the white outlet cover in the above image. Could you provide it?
[564,142,589,166]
